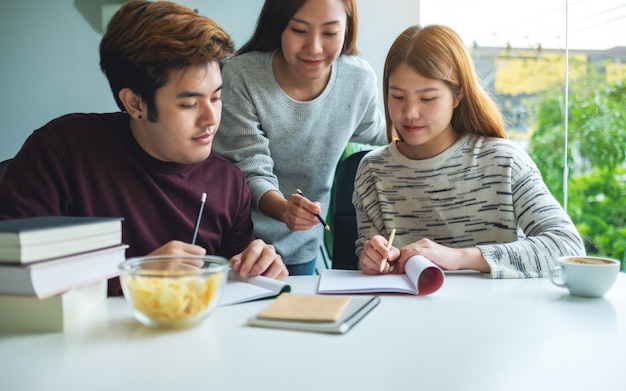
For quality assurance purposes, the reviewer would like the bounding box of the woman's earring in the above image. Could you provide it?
[138,114,143,120]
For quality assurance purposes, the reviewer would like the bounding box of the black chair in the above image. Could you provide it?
[331,150,369,270]
[0,158,11,185]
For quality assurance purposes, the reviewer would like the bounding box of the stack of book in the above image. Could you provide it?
[0,216,127,333]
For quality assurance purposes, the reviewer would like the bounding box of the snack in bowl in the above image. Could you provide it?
[118,255,229,327]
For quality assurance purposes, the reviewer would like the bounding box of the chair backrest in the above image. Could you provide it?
[331,150,369,270]
[0,158,11,185]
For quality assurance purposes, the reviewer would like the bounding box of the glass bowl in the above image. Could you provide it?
[118,255,229,328]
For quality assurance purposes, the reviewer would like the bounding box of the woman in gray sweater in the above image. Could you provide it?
[213,0,386,274]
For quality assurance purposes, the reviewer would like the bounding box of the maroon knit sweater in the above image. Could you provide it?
[0,112,255,295]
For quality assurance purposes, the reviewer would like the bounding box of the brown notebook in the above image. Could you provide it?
[257,293,351,322]
[248,294,380,334]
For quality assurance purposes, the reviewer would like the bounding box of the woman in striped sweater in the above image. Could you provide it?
[354,25,585,278]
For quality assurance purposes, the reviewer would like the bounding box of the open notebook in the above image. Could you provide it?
[219,270,291,306]
[318,255,445,296]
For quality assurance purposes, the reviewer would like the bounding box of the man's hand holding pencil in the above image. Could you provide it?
[147,192,288,281]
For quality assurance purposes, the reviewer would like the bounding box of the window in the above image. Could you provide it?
[420,0,626,266]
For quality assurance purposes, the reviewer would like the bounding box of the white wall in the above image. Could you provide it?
[0,0,420,161]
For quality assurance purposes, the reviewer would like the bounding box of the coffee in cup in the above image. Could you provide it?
[549,256,620,298]
[564,257,615,265]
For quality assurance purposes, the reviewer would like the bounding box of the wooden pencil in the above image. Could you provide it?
[379,228,396,272]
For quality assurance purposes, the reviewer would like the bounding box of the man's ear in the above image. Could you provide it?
[118,88,145,120]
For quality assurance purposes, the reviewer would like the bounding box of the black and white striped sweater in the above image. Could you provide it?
[353,134,585,278]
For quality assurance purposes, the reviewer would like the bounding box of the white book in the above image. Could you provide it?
[0,216,123,264]
[0,280,106,333]
[0,244,128,298]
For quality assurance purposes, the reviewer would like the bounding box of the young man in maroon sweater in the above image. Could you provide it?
[0,1,288,295]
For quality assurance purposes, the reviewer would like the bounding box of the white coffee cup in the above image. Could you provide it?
[549,256,620,298]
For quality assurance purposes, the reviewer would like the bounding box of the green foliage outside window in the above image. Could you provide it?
[528,80,626,269]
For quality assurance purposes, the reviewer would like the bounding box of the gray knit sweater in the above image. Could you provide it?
[214,51,386,266]
[353,134,585,278]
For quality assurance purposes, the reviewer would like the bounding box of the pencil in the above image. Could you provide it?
[191,192,207,245]
[379,228,396,272]
[296,189,330,231]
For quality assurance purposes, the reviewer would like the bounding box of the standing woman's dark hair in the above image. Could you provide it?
[382,25,506,142]
[238,0,359,55]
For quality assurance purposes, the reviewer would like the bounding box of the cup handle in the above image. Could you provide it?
[549,266,567,287]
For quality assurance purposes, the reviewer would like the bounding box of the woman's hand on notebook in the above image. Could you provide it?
[395,238,490,274]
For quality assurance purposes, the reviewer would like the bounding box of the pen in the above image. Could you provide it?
[191,192,207,245]
[380,228,396,272]
[296,189,330,231]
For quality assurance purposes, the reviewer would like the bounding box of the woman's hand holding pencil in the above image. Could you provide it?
[358,229,399,274]
[295,189,330,231]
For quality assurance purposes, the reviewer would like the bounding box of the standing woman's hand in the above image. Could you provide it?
[259,189,324,231]
[283,191,324,231]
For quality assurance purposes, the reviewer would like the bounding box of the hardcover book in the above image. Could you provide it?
[0,216,123,263]
[247,293,380,334]
[0,244,128,298]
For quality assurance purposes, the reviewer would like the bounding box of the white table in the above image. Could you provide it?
[1,273,625,391]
